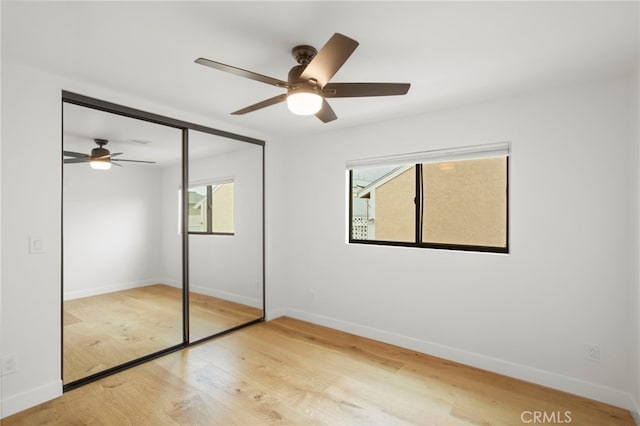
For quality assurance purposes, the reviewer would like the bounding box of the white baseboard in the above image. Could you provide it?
[190,284,262,309]
[265,306,288,321]
[1,379,62,419]
[161,278,181,289]
[64,279,261,307]
[280,308,637,412]
[63,278,162,301]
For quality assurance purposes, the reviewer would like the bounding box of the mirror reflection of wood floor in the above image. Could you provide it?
[6,317,633,425]
[63,283,262,383]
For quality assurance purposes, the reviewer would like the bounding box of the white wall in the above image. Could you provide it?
[1,61,64,417]
[264,139,290,319]
[0,59,268,418]
[2,54,639,420]
[159,161,182,289]
[62,163,164,300]
[160,145,263,308]
[269,73,640,411]
[636,57,640,424]
[0,3,4,415]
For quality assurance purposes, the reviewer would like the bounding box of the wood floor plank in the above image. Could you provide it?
[6,317,634,425]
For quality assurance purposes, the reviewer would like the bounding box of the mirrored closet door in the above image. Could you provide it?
[187,130,264,342]
[62,101,184,384]
[62,92,265,389]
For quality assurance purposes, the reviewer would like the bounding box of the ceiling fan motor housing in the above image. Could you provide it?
[91,138,110,159]
[91,146,110,158]
[291,45,317,66]
[287,64,307,84]
[289,45,321,90]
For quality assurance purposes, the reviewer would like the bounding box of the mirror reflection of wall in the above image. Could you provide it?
[186,130,264,342]
[62,102,184,384]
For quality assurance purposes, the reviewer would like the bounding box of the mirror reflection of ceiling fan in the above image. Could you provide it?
[63,138,156,170]
[195,33,411,123]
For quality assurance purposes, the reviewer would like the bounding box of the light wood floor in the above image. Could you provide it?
[8,317,633,425]
[64,284,262,383]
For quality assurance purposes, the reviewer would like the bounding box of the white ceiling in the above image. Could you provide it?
[3,1,639,138]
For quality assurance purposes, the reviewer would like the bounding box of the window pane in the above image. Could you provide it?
[188,186,207,232]
[351,165,415,242]
[211,182,234,233]
[422,157,507,248]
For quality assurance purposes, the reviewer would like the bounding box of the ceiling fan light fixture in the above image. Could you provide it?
[90,158,111,170]
[89,142,112,170]
[286,87,322,115]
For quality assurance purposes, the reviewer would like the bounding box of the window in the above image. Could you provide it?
[348,143,509,253]
[188,180,234,234]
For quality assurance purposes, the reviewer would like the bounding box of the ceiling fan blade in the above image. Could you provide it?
[231,94,287,115]
[300,33,359,88]
[112,159,156,164]
[111,162,123,167]
[63,158,90,164]
[63,150,88,158]
[315,99,337,123]
[92,153,122,160]
[323,82,410,98]
[195,58,289,88]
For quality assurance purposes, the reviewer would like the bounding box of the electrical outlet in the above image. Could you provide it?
[2,354,17,375]
[585,344,601,363]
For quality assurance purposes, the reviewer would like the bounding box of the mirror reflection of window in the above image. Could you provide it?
[189,186,208,232]
[188,181,234,234]
[211,182,234,233]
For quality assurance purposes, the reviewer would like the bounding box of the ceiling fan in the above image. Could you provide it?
[195,33,410,123]
[63,138,156,170]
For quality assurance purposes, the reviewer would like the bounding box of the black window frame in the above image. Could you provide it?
[187,182,235,236]
[348,157,509,254]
